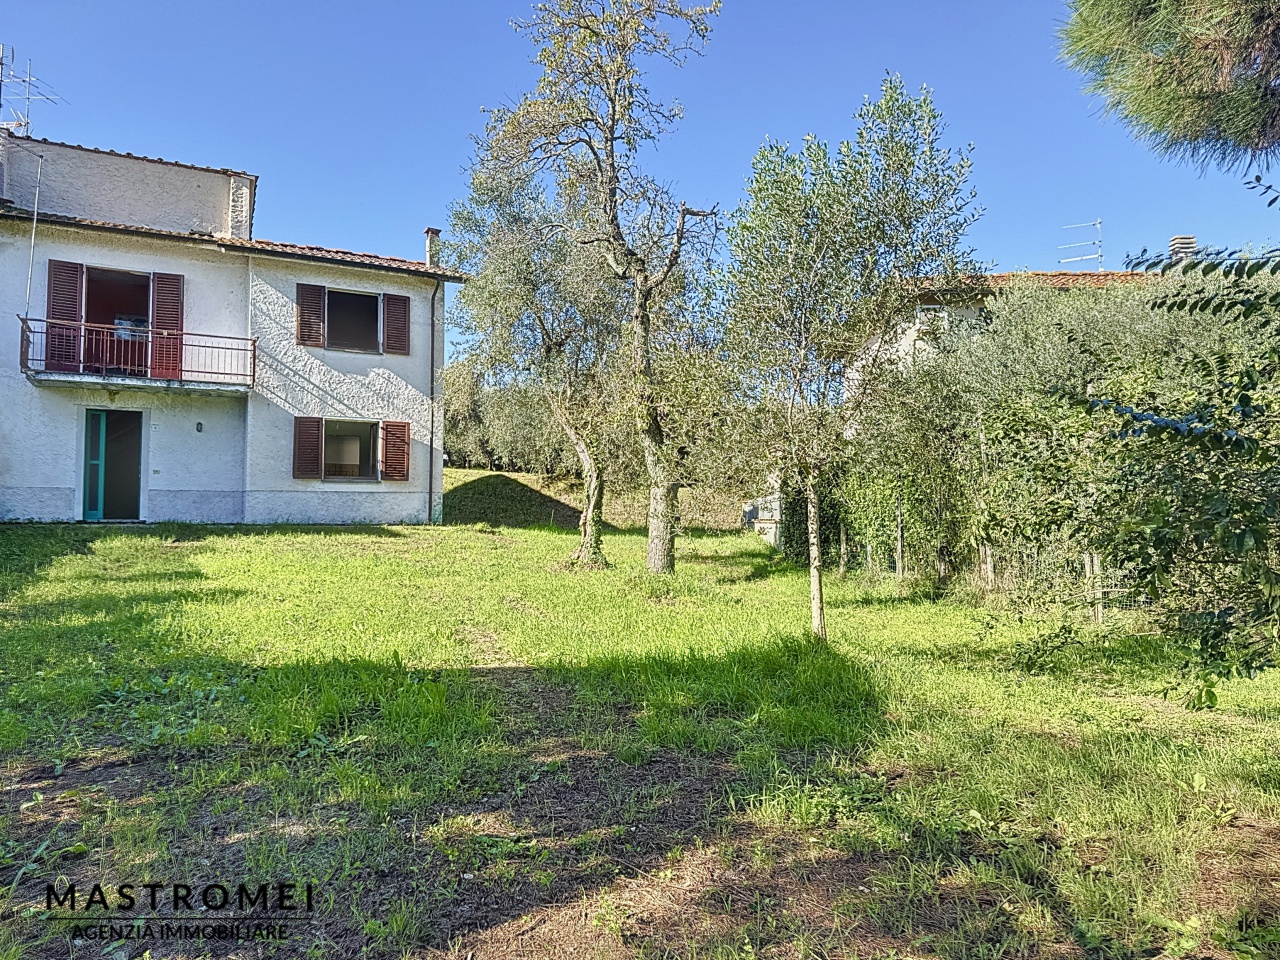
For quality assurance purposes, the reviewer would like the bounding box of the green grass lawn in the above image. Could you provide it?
[1,468,1277,959]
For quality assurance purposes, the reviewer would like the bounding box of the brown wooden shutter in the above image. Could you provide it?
[150,273,184,380]
[293,417,323,479]
[296,283,325,347]
[46,260,84,372]
[382,294,410,355]
[381,421,410,481]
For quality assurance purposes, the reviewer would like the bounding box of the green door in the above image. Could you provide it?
[84,409,106,521]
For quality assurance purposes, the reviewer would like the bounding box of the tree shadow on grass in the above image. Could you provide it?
[825,591,921,610]
[918,617,1192,687]
[442,474,749,540]
[1,627,905,958]
[443,472,584,532]
[684,550,788,583]
[0,522,407,604]
[0,524,100,602]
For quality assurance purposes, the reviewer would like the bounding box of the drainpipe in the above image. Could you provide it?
[23,154,42,318]
[424,227,442,525]
[243,254,254,523]
[427,276,440,523]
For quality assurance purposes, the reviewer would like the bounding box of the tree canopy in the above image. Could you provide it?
[479,0,720,574]
[718,75,979,638]
[1062,0,1280,170]
[449,171,631,565]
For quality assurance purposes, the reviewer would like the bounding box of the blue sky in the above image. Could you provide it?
[5,1,1274,278]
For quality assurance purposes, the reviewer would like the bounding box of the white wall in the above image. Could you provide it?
[0,220,251,521]
[0,386,247,522]
[1,132,253,239]
[0,220,446,525]
[1,219,252,340]
[243,258,445,524]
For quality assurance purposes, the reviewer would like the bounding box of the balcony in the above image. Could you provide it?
[19,317,256,395]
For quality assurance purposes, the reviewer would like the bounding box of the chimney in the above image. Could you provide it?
[424,227,441,267]
[1169,235,1197,262]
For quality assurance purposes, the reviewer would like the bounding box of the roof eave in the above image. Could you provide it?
[0,205,468,283]
[217,241,468,283]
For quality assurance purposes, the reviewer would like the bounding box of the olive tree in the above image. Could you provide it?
[721,76,979,638]
[479,0,720,574]
[449,171,626,565]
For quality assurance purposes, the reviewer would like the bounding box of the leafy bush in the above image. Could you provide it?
[777,475,842,567]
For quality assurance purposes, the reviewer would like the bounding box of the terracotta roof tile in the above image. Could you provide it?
[0,204,467,283]
[221,236,469,283]
[984,270,1147,288]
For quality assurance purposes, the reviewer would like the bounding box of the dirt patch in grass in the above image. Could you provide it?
[417,742,735,948]
[1196,816,1280,930]
[415,639,906,957]
[401,635,739,953]
[1,752,176,958]
[2,749,172,841]
[432,828,925,959]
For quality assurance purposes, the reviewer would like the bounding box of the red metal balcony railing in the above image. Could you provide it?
[19,317,256,388]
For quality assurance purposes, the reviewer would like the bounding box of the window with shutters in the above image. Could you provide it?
[295,284,410,355]
[293,417,410,482]
[323,419,379,480]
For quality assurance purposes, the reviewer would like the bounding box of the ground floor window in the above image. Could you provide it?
[324,419,378,479]
[294,416,409,482]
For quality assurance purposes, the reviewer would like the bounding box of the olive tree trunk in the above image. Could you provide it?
[804,469,827,639]
[632,283,678,574]
[549,398,607,567]
[576,463,606,566]
[978,542,996,592]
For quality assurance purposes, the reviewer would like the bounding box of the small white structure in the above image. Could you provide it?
[0,130,463,523]
[742,492,782,547]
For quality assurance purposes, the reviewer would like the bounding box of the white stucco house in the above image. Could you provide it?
[0,129,464,524]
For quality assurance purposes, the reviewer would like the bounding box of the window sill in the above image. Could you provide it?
[323,345,383,356]
[322,476,382,483]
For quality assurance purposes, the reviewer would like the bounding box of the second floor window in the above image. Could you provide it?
[295,283,411,355]
[326,290,379,352]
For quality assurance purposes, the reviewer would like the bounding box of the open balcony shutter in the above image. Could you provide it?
[151,273,184,380]
[382,294,410,355]
[46,260,83,372]
[296,284,325,347]
[381,421,410,481]
[293,417,323,479]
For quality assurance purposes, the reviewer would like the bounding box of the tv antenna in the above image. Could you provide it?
[0,44,64,137]
[1058,218,1104,272]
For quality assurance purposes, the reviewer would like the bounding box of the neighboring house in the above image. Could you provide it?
[741,269,1148,544]
[906,269,1147,357]
[741,490,782,547]
[0,129,465,523]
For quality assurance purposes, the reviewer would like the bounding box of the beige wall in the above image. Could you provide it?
[1,132,253,239]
